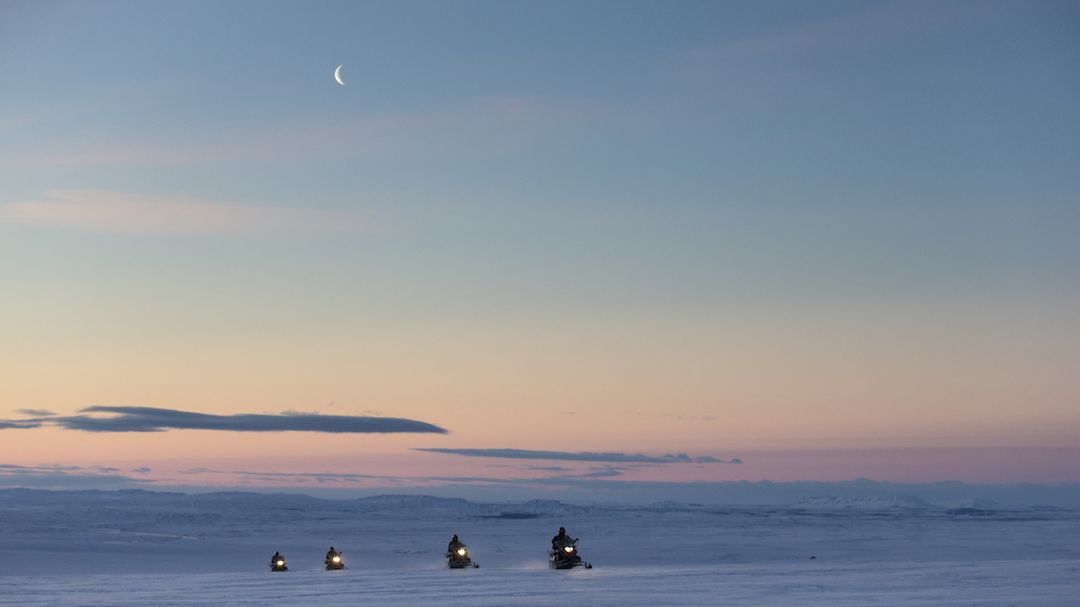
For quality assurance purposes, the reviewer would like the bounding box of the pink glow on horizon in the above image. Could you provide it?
[5,446,1077,491]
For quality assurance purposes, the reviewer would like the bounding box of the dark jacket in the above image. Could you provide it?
[552,531,571,550]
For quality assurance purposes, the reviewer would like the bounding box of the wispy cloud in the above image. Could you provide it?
[234,470,391,484]
[415,448,738,464]
[24,95,599,169]
[178,467,416,487]
[176,464,632,487]
[567,466,627,479]
[1,406,447,434]
[0,463,152,490]
[1,189,364,235]
[683,1,1000,64]
[695,455,738,464]
[16,408,55,417]
[0,464,77,472]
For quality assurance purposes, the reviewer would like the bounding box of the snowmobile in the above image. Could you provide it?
[325,549,346,570]
[549,538,592,569]
[447,544,479,569]
[270,554,288,572]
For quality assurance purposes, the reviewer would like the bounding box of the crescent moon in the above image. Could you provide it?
[333,65,345,86]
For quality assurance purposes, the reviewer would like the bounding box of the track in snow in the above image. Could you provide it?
[4,561,1079,607]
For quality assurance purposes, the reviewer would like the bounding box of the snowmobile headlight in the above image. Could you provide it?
[564,546,574,553]
[332,555,341,563]
[276,560,285,566]
[457,548,467,556]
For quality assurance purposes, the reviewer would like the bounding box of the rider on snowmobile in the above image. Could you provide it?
[448,534,464,554]
[325,545,344,569]
[552,527,573,551]
[270,551,287,571]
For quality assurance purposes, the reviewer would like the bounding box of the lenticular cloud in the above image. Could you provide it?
[1,406,447,435]
[414,448,736,464]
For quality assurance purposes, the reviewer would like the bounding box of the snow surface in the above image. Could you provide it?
[1,489,1078,605]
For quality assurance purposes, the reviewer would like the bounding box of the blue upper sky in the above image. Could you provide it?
[4,0,1077,211]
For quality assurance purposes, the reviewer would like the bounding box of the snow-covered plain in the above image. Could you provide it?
[1,490,1078,605]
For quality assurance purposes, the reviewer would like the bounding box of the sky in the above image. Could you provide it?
[1,0,1079,495]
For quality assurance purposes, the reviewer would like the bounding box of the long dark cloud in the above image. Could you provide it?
[0,464,129,474]
[415,448,738,464]
[0,419,44,429]
[1,406,447,434]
